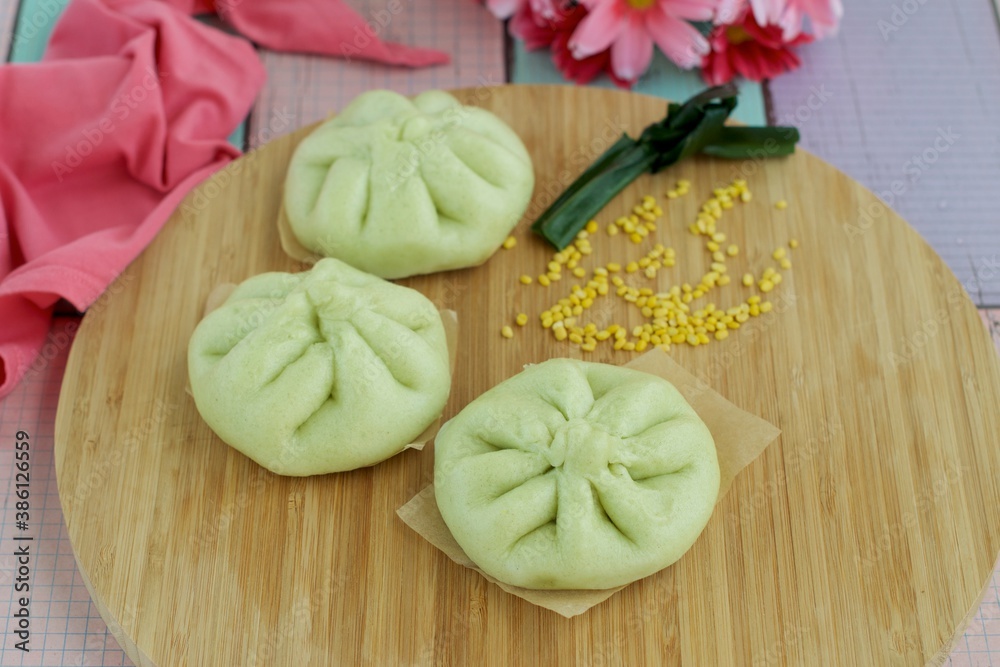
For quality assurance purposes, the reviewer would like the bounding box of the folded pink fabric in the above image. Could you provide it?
[0,0,449,398]
[216,0,450,66]
[0,0,263,396]
[173,0,450,66]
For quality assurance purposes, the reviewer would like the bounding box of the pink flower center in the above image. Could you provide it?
[725,25,753,45]
[625,0,657,9]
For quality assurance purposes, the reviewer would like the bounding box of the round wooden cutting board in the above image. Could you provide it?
[55,86,1000,666]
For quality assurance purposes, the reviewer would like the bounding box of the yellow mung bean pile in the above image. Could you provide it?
[502,178,797,352]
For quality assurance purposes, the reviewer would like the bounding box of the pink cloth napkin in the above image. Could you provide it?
[175,0,450,66]
[215,0,450,66]
[0,0,449,398]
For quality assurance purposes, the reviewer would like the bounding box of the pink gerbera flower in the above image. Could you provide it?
[487,0,563,21]
[702,7,812,84]
[568,0,717,82]
[510,3,556,48]
[740,0,842,39]
[510,0,630,86]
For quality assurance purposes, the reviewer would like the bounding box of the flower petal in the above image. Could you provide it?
[658,0,717,22]
[715,0,748,24]
[611,16,654,81]
[746,43,777,79]
[647,6,710,69]
[778,4,803,39]
[568,0,626,59]
[529,0,560,21]
[701,35,735,85]
[744,12,789,48]
[802,0,843,38]
[487,0,523,20]
[510,4,556,49]
[748,0,783,27]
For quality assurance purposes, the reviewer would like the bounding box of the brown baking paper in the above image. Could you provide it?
[277,202,323,264]
[198,283,460,451]
[397,349,781,617]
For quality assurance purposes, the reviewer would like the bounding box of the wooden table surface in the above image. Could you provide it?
[0,0,998,665]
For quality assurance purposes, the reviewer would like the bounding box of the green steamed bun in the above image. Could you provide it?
[284,89,534,279]
[188,258,451,476]
[435,358,719,589]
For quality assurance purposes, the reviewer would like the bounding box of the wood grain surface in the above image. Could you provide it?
[54,85,1000,666]
[767,0,1000,307]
